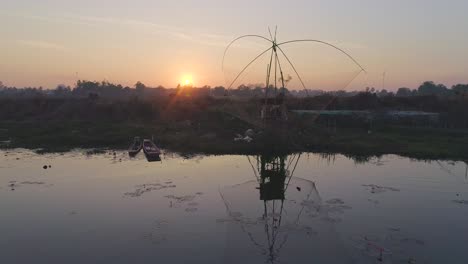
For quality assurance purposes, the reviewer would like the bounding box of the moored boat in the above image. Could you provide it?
[142,139,161,161]
[128,137,143,157]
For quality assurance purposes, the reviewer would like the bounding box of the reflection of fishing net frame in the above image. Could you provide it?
[219,154,304,262]
[222,27,367,124]
[258,155,287,200]
[256,154,298,262]
[219,154,350,263]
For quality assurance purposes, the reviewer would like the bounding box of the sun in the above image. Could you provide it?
[180,74,193,86]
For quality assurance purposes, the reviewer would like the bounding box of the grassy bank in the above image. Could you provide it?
[1,116,468,161]
[313,126,468,160]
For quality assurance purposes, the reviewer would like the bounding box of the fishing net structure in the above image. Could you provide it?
[222,28,366,93]
[219,154,350,263]
[221,28,367,123]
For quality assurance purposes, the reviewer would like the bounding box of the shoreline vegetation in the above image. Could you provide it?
[2,121,468,161]
[1,107,468,161]
[1,80,468,161]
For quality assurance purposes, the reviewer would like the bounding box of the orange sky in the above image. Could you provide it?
[1,1,467,90]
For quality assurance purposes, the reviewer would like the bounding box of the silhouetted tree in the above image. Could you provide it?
[378,89,393,97]
[212,86,226,96]
[418,81,448,96]
[396,87,412,97]
[452,84,468,97]
[53,84,71,97]
[135,81,146,94]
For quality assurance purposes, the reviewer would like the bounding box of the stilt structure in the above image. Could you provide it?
[260,28,288,122]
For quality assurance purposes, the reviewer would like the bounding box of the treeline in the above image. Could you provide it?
[0,81,162,99]
[1,80,467,100]
[394,81,468,97]
[1,82,468,130]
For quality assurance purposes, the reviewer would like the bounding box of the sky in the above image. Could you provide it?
[1,0,467,91]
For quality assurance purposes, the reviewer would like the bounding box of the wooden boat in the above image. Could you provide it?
[142,139,161,161]
[128,137,143,157]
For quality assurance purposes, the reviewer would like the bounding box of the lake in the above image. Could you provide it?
[1,150,467,264]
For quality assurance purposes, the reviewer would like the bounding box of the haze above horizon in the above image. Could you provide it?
[1,0,467,91]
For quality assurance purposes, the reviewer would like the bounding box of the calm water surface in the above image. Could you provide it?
[1,150,467,264]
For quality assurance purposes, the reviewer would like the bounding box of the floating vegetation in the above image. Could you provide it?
[164,192,204,212]
[124,183,176,198]
[8,181,15,190]
[85,148,108,156]
[326,198,346,205]
[452,199,468,205]
[362,184,400,194]
[6,180,50,191]
[300,198,352,216]
[20,181,46,185]
[301,198,352,222]
[349,231,427,264]
[165,194,197,203]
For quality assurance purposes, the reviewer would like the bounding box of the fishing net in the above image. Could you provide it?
[222,32,367,93]
[219,177,350,264]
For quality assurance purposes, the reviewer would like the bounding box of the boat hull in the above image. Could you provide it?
[128,137,143,157]
[142,139,161,162]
